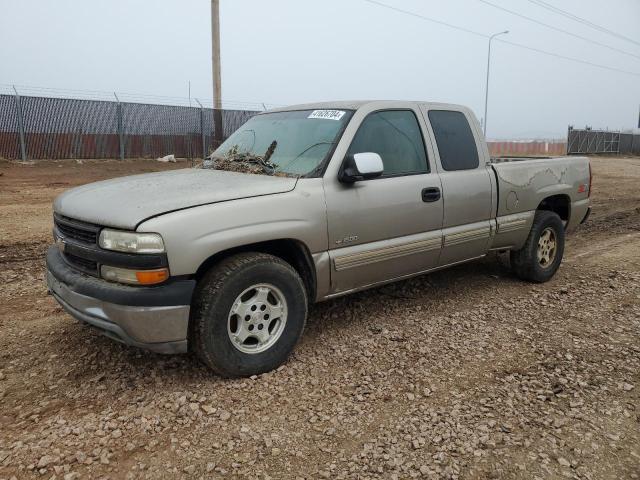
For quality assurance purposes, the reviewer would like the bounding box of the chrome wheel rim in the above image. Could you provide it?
[537,227,557,268]
[227,283,288,354]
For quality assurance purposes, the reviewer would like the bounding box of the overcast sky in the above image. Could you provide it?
[1,0,639,138]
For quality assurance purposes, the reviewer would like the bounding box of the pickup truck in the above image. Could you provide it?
[47,100,591,377]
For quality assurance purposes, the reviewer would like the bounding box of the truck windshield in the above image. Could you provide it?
[207,109,353,176]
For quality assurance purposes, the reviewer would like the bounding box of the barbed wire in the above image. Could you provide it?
[0,84,285,111]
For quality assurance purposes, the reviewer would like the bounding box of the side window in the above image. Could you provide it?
[348,110,428,176]
[428,110,479,171]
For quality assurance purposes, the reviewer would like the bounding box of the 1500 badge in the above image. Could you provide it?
[335,235,358,245]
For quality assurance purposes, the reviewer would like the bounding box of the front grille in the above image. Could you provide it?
[54,215,99,245]
[54,215,102,276]
[56,223,97,244]
[64,252,98,275]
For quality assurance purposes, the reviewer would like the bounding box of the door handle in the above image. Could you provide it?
[421,187,441,202]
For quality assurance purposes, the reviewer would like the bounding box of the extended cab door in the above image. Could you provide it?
[323,107,444,294]
[419,107,494,266]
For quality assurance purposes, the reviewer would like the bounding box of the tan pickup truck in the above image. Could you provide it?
[47,100,591,376]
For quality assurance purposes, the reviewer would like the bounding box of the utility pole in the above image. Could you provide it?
[211,0,223,148]
[483,30,509,137]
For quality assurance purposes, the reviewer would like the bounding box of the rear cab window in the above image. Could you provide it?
[428,110,479,171]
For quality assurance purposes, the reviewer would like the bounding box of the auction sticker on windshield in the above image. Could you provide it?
[308,110,346,121]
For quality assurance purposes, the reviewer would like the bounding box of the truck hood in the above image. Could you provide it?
[54,168,298,230]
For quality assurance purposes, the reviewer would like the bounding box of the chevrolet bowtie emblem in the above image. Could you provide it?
[56,236,66,253]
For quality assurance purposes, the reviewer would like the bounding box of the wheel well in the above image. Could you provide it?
[537,194,570,223]
[194,239,317,301]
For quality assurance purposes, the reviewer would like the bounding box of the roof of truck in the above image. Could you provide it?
[267,100,467,113]
[268,100,371,112]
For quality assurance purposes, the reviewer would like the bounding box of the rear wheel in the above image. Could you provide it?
[510,210,565,283]
[190,252,307,377]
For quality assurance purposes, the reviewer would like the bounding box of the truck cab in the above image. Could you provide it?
[322,102,496,294]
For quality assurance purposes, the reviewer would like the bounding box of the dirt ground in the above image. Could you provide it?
[0,157,638,480]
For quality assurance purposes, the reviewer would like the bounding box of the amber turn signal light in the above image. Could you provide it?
[135,268,169,285]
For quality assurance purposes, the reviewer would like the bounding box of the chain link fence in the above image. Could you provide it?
[0,93,259,160]
[7,91,640,161]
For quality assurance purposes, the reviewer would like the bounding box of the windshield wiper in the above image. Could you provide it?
[263,140,277,163]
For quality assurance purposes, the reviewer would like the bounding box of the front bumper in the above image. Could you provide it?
[46,246,195,354]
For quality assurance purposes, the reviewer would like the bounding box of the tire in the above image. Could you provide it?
[190,252,307,377]
[510,210,565,283]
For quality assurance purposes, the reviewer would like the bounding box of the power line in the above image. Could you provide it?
[495,38,640,78]
[362,0,640,78]
[527,0,640,48]
[362,0,488,39]
[477,0,640,61]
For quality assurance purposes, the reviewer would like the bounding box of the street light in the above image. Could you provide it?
[483,30,509,137]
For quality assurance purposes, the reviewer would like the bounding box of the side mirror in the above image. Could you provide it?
[339,152,384,183]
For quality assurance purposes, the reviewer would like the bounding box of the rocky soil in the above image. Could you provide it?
[0,157,639,479]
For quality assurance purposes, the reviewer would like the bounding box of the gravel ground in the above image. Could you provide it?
[0,157,639,480]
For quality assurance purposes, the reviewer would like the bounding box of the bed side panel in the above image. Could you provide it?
[491,157,590,248]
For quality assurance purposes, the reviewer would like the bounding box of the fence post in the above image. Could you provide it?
[114,92,124,160]
[13,85,27,161]
[196,99,206,158]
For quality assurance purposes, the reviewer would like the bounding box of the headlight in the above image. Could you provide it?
[99,229,165,254]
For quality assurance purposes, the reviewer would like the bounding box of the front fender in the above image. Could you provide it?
[137,179,328,277]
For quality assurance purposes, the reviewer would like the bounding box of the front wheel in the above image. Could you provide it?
[510,210,565,283]
[190,252,307,377]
